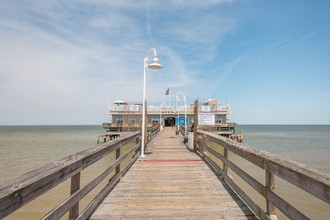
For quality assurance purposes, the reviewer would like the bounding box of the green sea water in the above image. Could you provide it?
[2,125,328,183]
[236,125,330,174]
[0,125,104,183]
[235,125,330,219]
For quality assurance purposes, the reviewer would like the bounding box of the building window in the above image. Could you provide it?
[216,117,222,124]
[129,118,136,124]
[116,117,123,124]
[152,118,159,126]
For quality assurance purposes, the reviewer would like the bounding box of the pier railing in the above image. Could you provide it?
[197,130,330,220]
[146,125,161,141]
[107,104,231,115]
[0,127,158,219]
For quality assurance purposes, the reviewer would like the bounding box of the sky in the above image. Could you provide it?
[0,0,329,125]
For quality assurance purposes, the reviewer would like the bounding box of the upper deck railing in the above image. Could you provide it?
[107,105,231,115]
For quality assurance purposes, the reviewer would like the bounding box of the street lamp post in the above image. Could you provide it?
[176,92,187,137]
[141,48,163,157]
[159,102,163,131]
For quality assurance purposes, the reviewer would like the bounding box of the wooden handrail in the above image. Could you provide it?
[197,130,330,220]
[178,124,187,136]
[0,131,143,219]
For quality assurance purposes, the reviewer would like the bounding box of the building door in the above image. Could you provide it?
[164,117,175,127]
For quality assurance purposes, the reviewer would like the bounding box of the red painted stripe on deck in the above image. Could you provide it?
[138,159,203,163]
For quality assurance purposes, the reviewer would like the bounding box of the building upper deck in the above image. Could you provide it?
[108,104,232,115]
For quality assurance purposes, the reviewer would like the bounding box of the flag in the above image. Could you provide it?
[165,88,170,95]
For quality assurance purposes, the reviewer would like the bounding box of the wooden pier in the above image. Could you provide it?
[1,100,329,220]
[91,127,255,219]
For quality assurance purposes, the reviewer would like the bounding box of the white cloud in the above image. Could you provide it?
[0,0,238,124]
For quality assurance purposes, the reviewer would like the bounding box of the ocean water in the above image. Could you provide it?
[0,125,104,183]
[236,125,330,174]
[235,125,330,219]
[0,125,329,219]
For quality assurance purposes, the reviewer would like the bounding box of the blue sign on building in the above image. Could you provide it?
[175,116,188,125]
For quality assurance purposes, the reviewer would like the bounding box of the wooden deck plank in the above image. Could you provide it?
[91,127,256,219]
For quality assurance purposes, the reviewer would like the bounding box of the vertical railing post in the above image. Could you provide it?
[223,148,228,174]
[116,147,120,175]
[201,134,206,153]
[135,137,140,155]
[69,172,80,219]
[266,170,277,219]
[193,99,198,150]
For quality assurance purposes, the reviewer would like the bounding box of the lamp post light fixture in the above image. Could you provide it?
[141,48,163,157]
[176,91,187,137]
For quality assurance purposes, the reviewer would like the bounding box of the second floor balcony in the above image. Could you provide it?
[107,105,231,115]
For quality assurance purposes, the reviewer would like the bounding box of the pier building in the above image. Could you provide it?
[103,98,238,138]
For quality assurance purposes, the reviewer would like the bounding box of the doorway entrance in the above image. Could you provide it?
[164,117,175,127]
